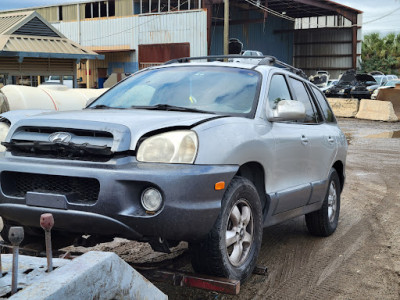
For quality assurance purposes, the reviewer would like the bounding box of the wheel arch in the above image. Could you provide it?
[332,160,345,191]
[235,161,269,215]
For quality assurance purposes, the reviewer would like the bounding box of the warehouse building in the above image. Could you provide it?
[1,0,362,87]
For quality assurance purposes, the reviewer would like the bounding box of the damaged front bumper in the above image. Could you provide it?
[0,155,238,242]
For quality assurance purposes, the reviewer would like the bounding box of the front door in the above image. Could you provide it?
[266,73,312,214]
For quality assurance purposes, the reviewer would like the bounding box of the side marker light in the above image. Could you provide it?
[215,181,225,190]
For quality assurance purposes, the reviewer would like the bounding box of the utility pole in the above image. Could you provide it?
[224,0,229,55]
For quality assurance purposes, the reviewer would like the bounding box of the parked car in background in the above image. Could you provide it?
[386,75,398,81]
[45,75,74,89]
[231,50,264,64]
[350,74,379,99]
[320,79,339,92]
[309,71,330,88]
[324,70,357,98]
[371,79,400,99]
[0,56,347,282]
[372,75,388,87]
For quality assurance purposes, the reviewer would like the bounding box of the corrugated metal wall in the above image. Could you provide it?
[210,11,294,64]
[35,7,59,22]
[137,10,207,55]
[294,27,361,78]
[0,57,75,76]
[138,43,190,68]
[6,0,133,22]
[52,10,208,58]
[63,5,78,21]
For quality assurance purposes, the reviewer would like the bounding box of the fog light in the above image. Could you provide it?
[141,188,163,212]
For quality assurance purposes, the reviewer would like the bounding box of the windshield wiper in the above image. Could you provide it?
[87,104,115,109]
[131,104,215,114]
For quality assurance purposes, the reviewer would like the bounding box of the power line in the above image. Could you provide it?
[363,6,400,24]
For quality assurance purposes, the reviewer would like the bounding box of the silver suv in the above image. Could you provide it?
[0,56,347,282]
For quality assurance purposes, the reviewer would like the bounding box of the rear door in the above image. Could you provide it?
[309,86,339,187]
[289,82,338,205]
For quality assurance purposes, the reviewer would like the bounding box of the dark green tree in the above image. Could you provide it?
[361,33,400,75]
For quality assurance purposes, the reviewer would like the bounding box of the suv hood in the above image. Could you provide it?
[6,109,218,152]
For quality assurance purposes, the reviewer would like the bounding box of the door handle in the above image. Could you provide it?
[328,136,335,143]
[301,135,309,144]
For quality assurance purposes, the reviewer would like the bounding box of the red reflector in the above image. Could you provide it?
[183,276,240,295]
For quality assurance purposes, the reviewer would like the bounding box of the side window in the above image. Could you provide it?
[267,74,292,109]
[312,87,336,123]
[289,77,318,123]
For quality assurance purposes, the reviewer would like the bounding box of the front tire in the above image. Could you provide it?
[190,176,263,282]
[306,168,341,236]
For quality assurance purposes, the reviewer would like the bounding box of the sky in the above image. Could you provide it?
[1,0,400,36]
[334,0,400,35]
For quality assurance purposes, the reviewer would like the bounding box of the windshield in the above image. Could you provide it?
[89,66,261,117]
[385,80,400,87]
[373,75,384,85]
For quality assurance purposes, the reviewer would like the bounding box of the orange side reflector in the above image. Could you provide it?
[215,181,225,190]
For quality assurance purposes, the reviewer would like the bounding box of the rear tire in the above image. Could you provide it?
[306,168,341,237]
[190,176,263,282]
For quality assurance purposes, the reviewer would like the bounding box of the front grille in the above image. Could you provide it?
[5,126,115,162]
[1,171,100,204]
[20,127,113,138]
[5,141,114,162]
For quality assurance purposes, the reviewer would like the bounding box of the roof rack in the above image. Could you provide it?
[164,55,308,79]
[257,56,308,79]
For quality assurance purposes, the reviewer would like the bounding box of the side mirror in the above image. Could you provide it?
[267,100,306,122]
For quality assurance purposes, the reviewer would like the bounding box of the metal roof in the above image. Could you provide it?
[0,11,102,60]
[230,0,362,21]
[0,13,27,35]
[265,0,362,18]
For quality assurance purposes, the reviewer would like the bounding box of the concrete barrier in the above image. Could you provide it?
[1,251,167,300]
[376,86,400,119]
[327,98,359,118]
[356,100,398,122]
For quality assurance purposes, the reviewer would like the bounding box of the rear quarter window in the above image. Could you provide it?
[289,77,320,123]
[311,86,336,123]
